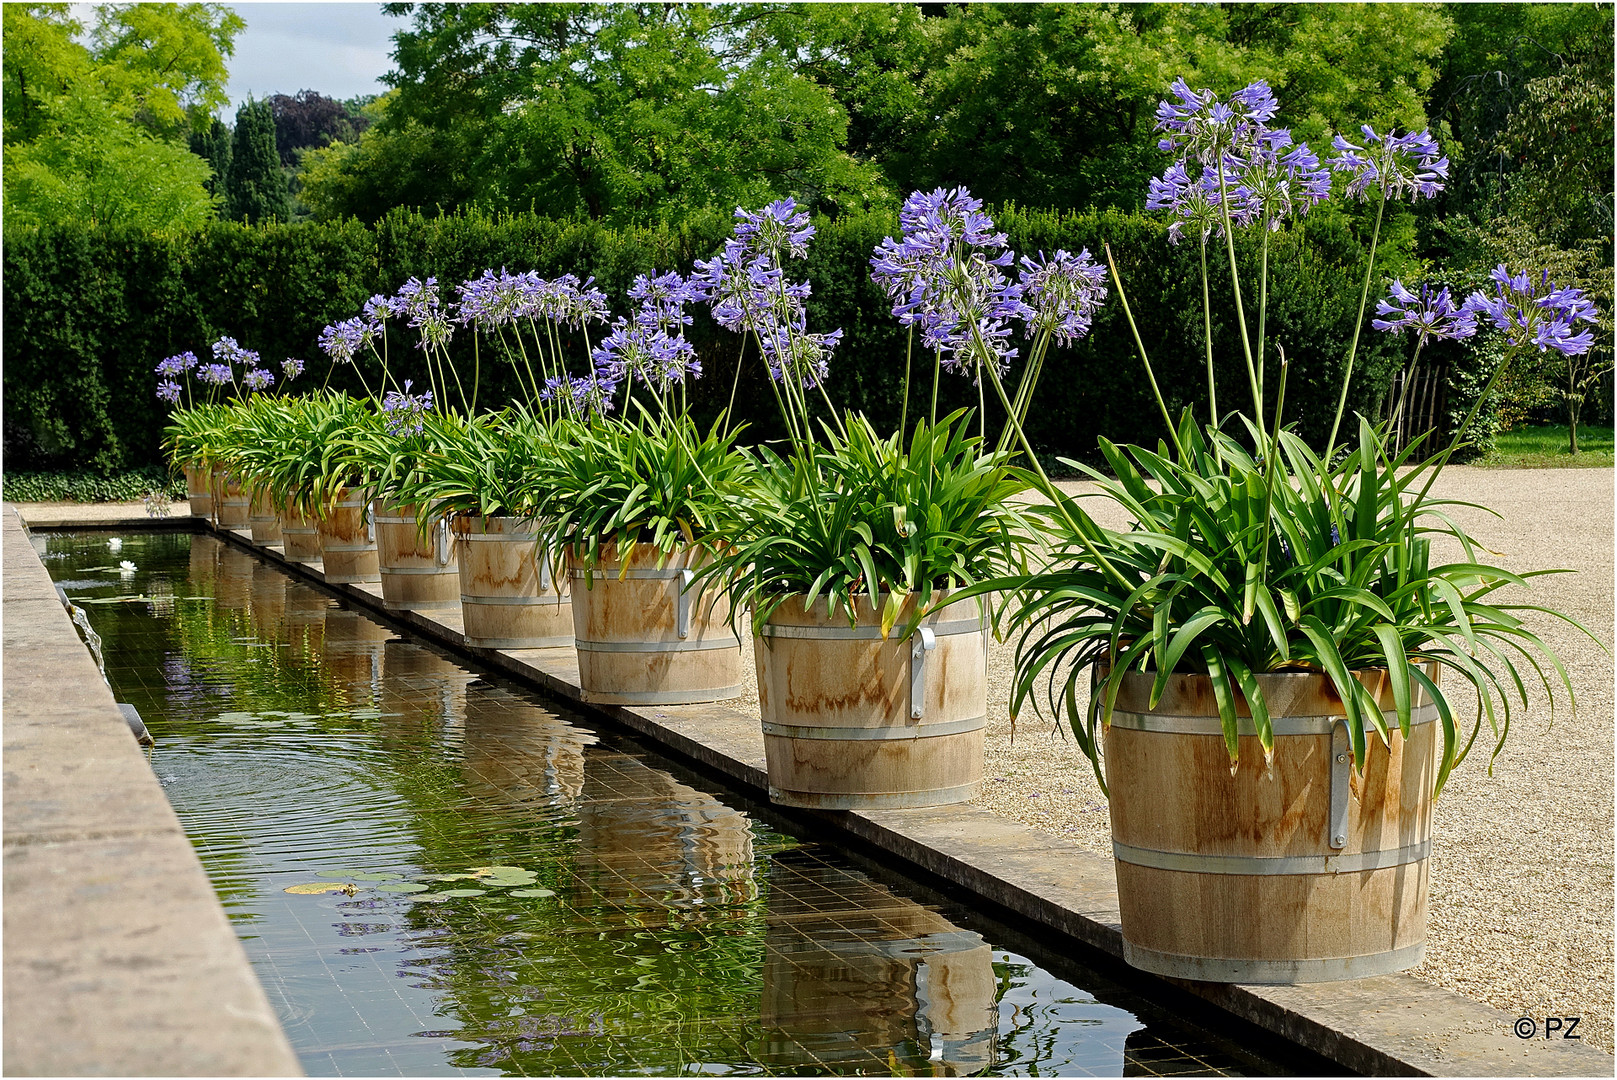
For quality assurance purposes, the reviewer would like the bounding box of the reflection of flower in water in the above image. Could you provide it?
[118,560,137,579]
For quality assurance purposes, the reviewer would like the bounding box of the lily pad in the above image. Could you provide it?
[315,869,364,879]
[470,866,529,878]
[439,888,487,898]
[377,882,430,893]
[508,888,556,899]
[420,872,480,882]
[484,874,539,887]
[285,882,356,895]
[351,871,404,881]
[411,892,453,902]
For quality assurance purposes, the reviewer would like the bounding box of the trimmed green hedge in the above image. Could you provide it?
[3,205,1410,473]
[1,466,186,504]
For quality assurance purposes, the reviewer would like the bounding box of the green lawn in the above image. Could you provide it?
[1477,423,1614,468]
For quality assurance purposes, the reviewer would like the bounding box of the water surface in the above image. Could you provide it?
[40,530,1297,1077]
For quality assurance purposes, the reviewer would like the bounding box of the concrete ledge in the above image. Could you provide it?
[3,508,302,1077]
[16,508,1613,1078]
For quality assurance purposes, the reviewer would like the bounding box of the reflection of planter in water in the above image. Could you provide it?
[213,543,256,610]
[757,592,986,810]
[378,639,472,745]
[374,500,459,611]
[1104,667,1438,984]
[452,515,571,649]
[316,488,379,585]
[321,606,392,690]
[247,487,282,546]
[280,508,322,564]
[569,544,741,705]
[248,562,288,636]
[183,463,213,519]
[284,581,330,662]
[760,851,996,1073]
[570,750,754,909]
[462,682,593,809]
[212,469,250,529]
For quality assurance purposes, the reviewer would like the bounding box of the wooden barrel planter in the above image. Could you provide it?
[212,469,250,530]
[247,487,282,546]
[315,488,379,585]
[279,507,322,564]
[1103,666,1440,984]
[183,464,213,520]
[373,500,459,612]
[452,515,571,649]
[756,592,987,810]
[569,543,741,705]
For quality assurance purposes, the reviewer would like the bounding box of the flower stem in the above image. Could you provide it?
[1325,191,1388,462]
[1104,243,1186,460]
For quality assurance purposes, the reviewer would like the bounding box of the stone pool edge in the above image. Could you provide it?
[2,507,303,1076]
[15,508,1612,1079]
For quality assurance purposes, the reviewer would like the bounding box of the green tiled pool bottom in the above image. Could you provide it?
[40,530,1297,1077]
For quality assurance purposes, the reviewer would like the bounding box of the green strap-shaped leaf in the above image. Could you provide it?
[1371,623,1413,737]
[1198,644,1241,766]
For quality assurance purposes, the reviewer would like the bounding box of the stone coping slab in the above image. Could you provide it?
[3,507,303,1077]
[16,507,1613,1078]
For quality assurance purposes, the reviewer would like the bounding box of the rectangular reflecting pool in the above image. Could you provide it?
[38,530,1318,1077]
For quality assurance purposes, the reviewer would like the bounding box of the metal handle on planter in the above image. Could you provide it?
[675,569,695,639]
[538,534,552,593]
[365,503,376,544]
[435,517,451,567]
[1329,719,1351,850]
[910,626,937,720]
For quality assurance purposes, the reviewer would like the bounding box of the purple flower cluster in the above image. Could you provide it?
[318,316,379,365]
[1371,281,1477,345]
[870,187,1028,376]
[1155,78,1280,164]
[156,379,182,403]
[1328,126,1448,202]
[155,350,198,377]
[692,198,841,389]
[590,301,701,394]
[242,367,275,392]
[541,373,618,418]
[282,357,305,380]
[381,379,434,436]
[196,363,234,386]
[1374,267,1601,358]
[1147,80,1331,241]
[390,277,454,351]
[1464,266,1600,357]
[1018,250,1109,347]
[212,336,261,369]
[457,269,610,330]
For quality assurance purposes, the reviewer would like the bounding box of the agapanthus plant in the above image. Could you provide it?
[455,268,611,417]
[974,76,1600,800]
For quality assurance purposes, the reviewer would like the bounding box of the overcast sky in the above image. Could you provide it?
[222,3,400,112]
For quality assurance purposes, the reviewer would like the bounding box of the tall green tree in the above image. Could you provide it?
[2,2,241,230]
[189,113,231,200]
[227,97,289,223]
[300,3,887,224]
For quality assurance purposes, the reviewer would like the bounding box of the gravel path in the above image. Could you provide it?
[19,471,1614,1052]
[969,467,1615,1054]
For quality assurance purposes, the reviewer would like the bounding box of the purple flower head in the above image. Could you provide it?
[393,277,454,350]
[242,367,275,392]
[196,363,234,386]
[156,379,182,404]
[872,187,1025,377]
[1328,126,1448,201]
[758,320,842,390]
[558,275,611,328]
[362,294,392,324]
[1371,281,1477,345]
[1462,266,1602,357]
[380,379,434,436]
[281,357,305,381]
[1146,159,1229,244]
[318,317,376,365]
[590,317,700,393]
[732,198,815,264]
[457,268,523,329]
[540,373,618,419]
[155,350,199,377]
[210,336,258,368]
[1155,78,1280,164]
[628,270,697,334]
[1018,249,1109,347]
